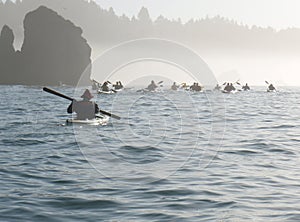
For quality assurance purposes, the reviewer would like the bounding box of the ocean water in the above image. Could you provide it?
[1,85,300,221]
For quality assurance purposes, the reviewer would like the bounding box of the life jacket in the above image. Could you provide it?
[224,85,231,91]
[73,101,96,120]
[101,85,110,92]
[171,85,178,90]
[147,83,157,91]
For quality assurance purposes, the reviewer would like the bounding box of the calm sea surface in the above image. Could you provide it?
[1,85,300,221]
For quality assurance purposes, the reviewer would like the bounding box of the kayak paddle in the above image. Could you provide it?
[43,87,121,120]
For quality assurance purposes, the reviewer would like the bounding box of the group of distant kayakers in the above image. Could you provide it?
[171,82,203,92]
[60,80,278,122]
[220,82,250,93]
[92,80,124,93]
[221,82,276,93]
[93,79,277,94]
[170,81,276,93]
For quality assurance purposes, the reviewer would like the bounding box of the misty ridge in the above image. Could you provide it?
[1,0,300,54]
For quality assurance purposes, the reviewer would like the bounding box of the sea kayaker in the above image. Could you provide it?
[190,83,202,92]
[224,83,231,92]
[195,83,202,92]
[171,82,178,91]
[242,83,250,91]
[67,89,99,120]
[101,81,110,92]
[214,84,221,90]
[114,81,124,90]
[190,83,196,91]
[268,84,276,91]
[147,80,158,91]
[118,81,124,89]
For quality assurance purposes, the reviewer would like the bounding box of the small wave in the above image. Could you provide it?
[258,124,295,130]
[1,207,36,220]
[223,149,261,155]
[247,142,270,149]
[108,145,165,164]
[201,190,223,197]
[268,148,295,155]
[120,145,162,153]
[51,179,77,185]
[273,124,296,129]
[145,188,196,197]
[2,138,46,146]
[44,197,121,210]
[137,212,179,222]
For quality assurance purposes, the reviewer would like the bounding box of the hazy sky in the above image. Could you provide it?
[1,0,300,29]
[91,0,300,86]
[95,0,300,30]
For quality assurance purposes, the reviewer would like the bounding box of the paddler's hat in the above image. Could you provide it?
[81,89,93,100]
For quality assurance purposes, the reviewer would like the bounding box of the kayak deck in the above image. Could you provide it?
[98,90,116,94]
[222,90,238,94]
[66,115,110,126]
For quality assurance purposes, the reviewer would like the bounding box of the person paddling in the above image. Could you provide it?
[214,84,221,91]
[101,81,110,92]
[171,82,178,91]
[147,80,158,91]
[268,84,276,91]
[67,89,99,120]
[114,81,124,90]
[195,83,202,92]
[224,83,231,92]
[242,83,250,91]
[190,83,202,92]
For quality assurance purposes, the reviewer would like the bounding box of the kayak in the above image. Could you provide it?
[66,115,110,126]
[267,89,276,93]
[136,89,162,93]
[98,90,116,94]
[222,90,238,94]
[114,88,123,92]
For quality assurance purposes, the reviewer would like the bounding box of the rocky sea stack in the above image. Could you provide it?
[0,6,91,86]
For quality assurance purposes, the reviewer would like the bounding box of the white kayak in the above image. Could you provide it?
[98,90,116,94]
[114,88,124,92]
[222,90,238,94]
[66,115,110,126]
[136,88,164,93]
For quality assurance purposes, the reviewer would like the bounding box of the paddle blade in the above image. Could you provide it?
[265,81,269,85]
[157,81,164,85]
